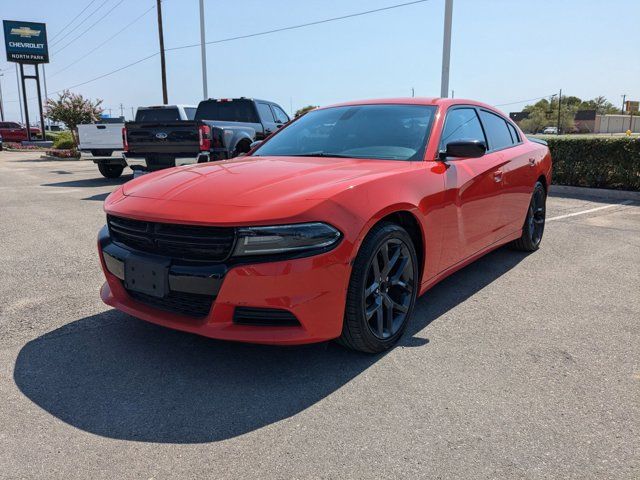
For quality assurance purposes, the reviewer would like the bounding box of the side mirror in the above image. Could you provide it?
[249,140,263,150]
[439,140,487,160]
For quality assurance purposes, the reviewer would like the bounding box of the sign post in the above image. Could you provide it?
[3,20,49,142]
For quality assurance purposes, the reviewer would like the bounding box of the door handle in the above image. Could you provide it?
[528,158,536,167]
[493,170,503,182]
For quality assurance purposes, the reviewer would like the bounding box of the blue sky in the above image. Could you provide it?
[1,0,639,123]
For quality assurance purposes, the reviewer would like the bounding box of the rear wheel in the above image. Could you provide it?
[97,163,124,179]
[338,222,418,353]
[511,181,546,251]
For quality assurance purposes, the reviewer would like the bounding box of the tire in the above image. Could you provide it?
[232,140,251,157]
[510,181,546,251]
[98,163,124,179]
[338,222,419,353]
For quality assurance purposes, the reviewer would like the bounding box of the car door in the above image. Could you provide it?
[255,102,278,137]
[499,120,539,233]
[438,106,507,271]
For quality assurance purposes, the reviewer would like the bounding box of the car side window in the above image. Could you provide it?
[256,103,275,123]
[507,122,520,143]
[479,110,514,150]
[271,105,289,124]
[440,108,486,150]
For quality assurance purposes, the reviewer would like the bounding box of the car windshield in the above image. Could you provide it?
[252,104,437,161]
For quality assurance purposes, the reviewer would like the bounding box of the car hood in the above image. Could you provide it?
[121,156,412,208]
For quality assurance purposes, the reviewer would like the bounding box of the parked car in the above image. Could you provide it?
[90,106,196,178]
[121,98,289,175]
[98,97,552,353]
[0,121,41,142]
[542,126,558,134]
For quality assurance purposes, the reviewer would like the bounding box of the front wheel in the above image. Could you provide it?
[98,163,124,179]
[511,181,546,251]
[338,222,418,353]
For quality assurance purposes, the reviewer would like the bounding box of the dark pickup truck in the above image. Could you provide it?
[120,98,290,175]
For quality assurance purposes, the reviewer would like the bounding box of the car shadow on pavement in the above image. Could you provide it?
[42,175,132,188]
[13,248,529,444]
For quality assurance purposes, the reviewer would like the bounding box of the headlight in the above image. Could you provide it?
[233,222,341,257]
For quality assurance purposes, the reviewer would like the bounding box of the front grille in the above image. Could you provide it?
[127,289,214,318]
[233,307,301,327]
[108,215,235,262]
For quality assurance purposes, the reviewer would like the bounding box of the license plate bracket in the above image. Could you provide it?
[124,254,170,298]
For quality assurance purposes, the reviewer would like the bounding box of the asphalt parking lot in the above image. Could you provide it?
[0,150,638,479]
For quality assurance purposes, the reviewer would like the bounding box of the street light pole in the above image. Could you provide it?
[199,0,208,100]
[156,0,168,104]
[440,0,453,98]
[621,94,626,114]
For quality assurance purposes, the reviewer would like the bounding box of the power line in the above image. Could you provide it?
[50,0,110,47]
[49,0,99,42]
[167,0,431,52]
[49,53,159,95]
[53,0,126,54]
[494,94,556,108]
[46,0,431,94]
[49,4,156,78]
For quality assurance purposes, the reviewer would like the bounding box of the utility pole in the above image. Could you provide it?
[556,88,562,135]
[120,103,124,118]
[156,0,168,104]
[621,94,626,114]
[15,64,24,124]
[0,74,5,122]
[451,89,454,98]
[131,106,135,119]
[440,0,453,98]
[411,87,415,97]
[199,0,208,100]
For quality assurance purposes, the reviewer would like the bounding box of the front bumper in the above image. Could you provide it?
[98,226,352,345]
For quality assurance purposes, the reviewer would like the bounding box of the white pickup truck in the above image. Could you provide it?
[83,105,196,178]
[78,119,125,158]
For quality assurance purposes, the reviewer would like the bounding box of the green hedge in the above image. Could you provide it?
[543,137,640,191]
[52,131,75,150]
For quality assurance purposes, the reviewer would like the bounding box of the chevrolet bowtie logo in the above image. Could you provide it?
[11,26,41,38]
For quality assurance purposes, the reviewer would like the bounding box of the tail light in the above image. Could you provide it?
[122,127,128,152]
[199,124,211,151]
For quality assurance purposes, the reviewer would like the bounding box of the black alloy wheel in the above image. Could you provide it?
[511,181,546,251]
[338,222,418,353]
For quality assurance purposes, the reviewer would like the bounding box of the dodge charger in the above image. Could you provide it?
[98,98,551,353]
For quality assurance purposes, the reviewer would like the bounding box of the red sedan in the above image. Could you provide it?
[0,122,41,142]
[98,98,551,352]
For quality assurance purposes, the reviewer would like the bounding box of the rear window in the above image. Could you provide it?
[479,110,513,150]
[184,107,196,120]
[195,100,259,123]
[135,108,181,122]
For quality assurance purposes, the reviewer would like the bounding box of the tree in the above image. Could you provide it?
[45,90,103,146]
[294,105,318,117]
[578,96,619,115]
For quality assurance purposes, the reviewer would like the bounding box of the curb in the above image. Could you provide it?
[550,185,640,202]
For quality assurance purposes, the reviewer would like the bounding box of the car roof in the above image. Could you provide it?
[319,97,508,116]
[138,105,197,109]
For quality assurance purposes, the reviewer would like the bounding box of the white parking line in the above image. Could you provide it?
[547,200,633,221]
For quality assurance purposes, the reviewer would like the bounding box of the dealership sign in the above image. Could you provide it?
[3,20,49,63]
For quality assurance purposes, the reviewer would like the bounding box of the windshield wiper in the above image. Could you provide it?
[289,151,353,158]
